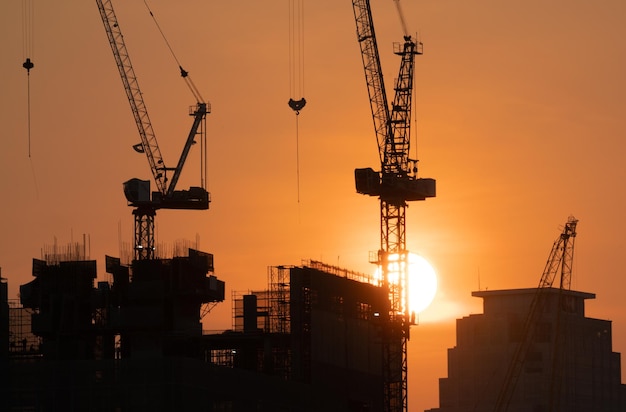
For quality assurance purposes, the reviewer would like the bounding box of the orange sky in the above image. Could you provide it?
[1,1,626,411]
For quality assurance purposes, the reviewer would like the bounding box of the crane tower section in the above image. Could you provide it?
[350,0,436,411]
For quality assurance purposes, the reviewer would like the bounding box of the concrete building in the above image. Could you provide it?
[427,287,626,412]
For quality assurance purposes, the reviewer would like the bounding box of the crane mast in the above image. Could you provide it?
[494,216,578,411]
[97,0,210,260]
[351,1,436,411]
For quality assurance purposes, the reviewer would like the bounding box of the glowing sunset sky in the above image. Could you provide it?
[1,1,625,410]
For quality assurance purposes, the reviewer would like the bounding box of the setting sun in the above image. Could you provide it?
[373,253,438,315]
[408,254,438,314]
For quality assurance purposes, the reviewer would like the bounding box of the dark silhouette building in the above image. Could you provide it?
[4,254,393,411]
[426,288,626,412]
[198,262,389,411]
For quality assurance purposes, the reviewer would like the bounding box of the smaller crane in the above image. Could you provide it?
[493,216,578,411]
[97,0,210,260]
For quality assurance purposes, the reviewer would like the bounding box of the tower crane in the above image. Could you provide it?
[350,1,436,411]
[96,0,210,260]
[493,216,578,411]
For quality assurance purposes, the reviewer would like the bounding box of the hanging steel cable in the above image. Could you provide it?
[287,0,307,204]
[22,0,35,157]
[288,0,306,115]
[143,0,205,104]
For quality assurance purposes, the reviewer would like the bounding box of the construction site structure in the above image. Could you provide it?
[3,251,400,411]
[351,1,436,411]
[3,244,224,410]
[426,218,626,411]
[97,0,210,261]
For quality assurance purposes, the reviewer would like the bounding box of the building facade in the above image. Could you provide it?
[427,288,626,412]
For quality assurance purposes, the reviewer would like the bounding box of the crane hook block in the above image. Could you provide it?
[22,58,34,73]
[288,98,307,114]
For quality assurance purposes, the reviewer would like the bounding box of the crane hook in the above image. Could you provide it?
[22,58,34,73]
[288,98,307,115]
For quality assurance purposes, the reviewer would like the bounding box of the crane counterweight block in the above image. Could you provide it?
[398,177,436,201]
[124,178,151,204]
[355,167,381,196]
[355,168,436,202]
[153,187,210,210]
[123,178,210,210]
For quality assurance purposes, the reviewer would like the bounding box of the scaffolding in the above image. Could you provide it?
[232,290,271,332]
[304,259,374,285]
[7,299,41,359]
[210,348,236,368]
[268,266,291,334]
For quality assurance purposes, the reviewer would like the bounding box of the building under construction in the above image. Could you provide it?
[2,251,394,411]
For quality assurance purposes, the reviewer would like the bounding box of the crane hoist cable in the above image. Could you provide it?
[288,0,306,115]
[294,114,301,204]
[21,0,35,158]
[287,0,307,204]
[143,0,205,104]
[21,0,39,198]
[142,0,209,192]
[393,0,409,38]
